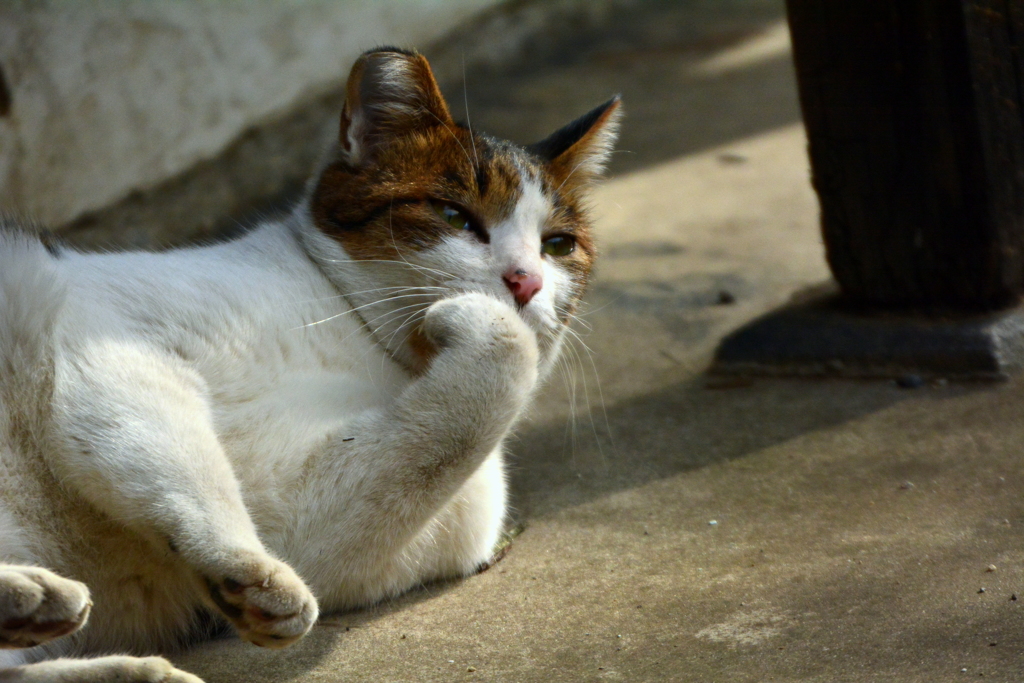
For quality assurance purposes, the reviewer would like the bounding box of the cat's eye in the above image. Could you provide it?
[431,201,471,232]
[541,234,575,257]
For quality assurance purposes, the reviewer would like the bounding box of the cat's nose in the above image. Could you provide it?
[503,268,543,306]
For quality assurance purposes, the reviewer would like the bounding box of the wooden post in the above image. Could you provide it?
[714,1,1024,379]
[786,0,1024,312]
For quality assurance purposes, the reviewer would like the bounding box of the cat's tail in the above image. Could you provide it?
[0,221,67,434]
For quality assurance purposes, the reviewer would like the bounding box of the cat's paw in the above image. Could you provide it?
[102,657,205,683]
[0,565,91,649]
[424,293,538,361]
[201,551,317,649]
[26,655,204,682]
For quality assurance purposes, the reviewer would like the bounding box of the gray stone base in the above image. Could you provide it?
[712,291,1024,380]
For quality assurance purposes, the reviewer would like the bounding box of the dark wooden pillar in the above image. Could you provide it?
[714,1,1024,379]
[786,0,1024,312]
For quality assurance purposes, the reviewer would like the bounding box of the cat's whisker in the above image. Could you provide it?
[555,157,591,193]
[564,346,589,466]
[295,292,437,330]
[376,204,455,337]
[560,330,602,452]
[342,297,430,378]
[363,258,457,283]
[357,303,430,376]
[390,306,429,347]
[286,284,445,308]
[333,284,446,296]
[319,258,458,283]
[379,305,430,360]
[560,307,594,332]
[553,351,580,463]
[569,317,593,333]
[334,300,434,359]
[554,303,594,333]
[384,200,431,283]
[344,311,417,370]
[562,324,615,455]
[461,52,480,171]
[421,107,476,172]
[567,353,585,463]
[565,295,622,320]
[548,318,608,468]
[299,294,432,327]
[390,301,442,363]
[358,299,433,332]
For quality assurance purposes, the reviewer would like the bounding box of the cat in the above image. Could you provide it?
[0,47,620,682]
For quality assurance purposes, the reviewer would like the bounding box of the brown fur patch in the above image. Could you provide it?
[405,325,438,373]
[311,129,526,263]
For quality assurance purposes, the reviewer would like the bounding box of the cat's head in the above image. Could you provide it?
[306,47,620,372]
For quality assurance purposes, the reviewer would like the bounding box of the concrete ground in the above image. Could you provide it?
[171,1,1024,681]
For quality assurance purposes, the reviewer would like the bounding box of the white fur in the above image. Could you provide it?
[565,102,622,184]
[0,178,557,678]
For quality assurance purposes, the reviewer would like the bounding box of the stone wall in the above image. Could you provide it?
[0,0,498,231]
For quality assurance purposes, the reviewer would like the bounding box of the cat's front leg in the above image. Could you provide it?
[289,293,537,604]
[49,345,318,648]
[395,291,540,498]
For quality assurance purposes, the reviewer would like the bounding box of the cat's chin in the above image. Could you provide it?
[516,304,563,339]
[507,305,566,377]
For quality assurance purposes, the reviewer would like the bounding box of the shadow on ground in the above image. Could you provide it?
[509,377,907,518]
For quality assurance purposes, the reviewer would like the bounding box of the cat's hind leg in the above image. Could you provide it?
[0,655,203,682]
[0,565,90,650]
[0,568,202,682]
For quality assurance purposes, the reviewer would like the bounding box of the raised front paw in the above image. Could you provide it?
[201,551,318,649]
[423,293,539,366]
[0,565,91,649]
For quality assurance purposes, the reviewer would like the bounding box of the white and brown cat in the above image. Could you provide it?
[0,47,620,681]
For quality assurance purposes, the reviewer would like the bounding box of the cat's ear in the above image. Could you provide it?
[339,47,454,165]
[528,96,622,193]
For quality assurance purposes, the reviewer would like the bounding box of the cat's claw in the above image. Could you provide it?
[0,566,91,648]
[202,551,318,648]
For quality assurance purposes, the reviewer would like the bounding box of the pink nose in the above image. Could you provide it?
[503,268,543,306]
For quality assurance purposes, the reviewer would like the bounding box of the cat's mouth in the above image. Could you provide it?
[513,299,563,338]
